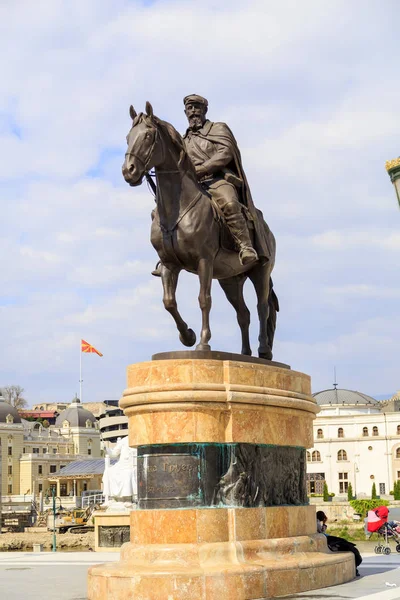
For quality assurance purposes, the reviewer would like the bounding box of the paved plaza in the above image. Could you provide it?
[2,549,400,600]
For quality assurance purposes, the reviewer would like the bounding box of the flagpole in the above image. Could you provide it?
[79,341,82,402]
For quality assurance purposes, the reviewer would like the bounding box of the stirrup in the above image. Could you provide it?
[151,261,162,277]
[239,247,258,266]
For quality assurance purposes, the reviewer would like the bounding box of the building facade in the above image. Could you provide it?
[0,391,101,498]
[98,400,128,447]
[307,388,400,498]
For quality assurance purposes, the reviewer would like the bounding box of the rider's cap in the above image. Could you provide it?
[183,94,208,108]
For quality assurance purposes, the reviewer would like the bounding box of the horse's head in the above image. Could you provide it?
[122,101,162,186]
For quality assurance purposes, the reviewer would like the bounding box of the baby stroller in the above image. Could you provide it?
[366,505,400,555]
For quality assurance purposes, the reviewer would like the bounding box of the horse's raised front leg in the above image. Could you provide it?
[196,258,213,351]
[161,265,196,347]
[248,263,272,360]
[218,275,251,356]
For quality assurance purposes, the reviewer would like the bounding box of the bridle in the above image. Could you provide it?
[125,122,163,174]
[125,118,181,197]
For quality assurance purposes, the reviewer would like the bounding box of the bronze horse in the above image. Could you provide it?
[122,102,278,359]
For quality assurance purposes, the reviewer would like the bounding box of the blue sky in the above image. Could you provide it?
[0,0,399,405]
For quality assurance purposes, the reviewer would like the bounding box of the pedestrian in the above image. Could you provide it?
[316,510,362,577]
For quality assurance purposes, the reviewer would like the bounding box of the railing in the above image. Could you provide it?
[81,492,104,508]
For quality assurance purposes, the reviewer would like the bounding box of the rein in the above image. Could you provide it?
[159,191,202,236]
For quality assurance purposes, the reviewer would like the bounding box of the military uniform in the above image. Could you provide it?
[183,109,258,265]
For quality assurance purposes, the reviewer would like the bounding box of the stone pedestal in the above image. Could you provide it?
[94,511,131,552]
[88,355,354,599]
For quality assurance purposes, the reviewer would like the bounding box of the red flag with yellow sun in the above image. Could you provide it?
[81,339,103,357]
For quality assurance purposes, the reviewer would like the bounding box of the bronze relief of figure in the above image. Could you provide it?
[122,97,278,359]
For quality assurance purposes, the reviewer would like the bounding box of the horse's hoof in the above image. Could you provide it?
[241,348,252,356]
[195,343,211,351]
[259,349,272,361]
[179,328,196,347]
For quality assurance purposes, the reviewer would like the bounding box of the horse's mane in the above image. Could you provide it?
[134,112,196,175]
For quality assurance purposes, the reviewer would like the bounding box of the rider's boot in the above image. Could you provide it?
[225,211,258,266]
[151,261,162,277]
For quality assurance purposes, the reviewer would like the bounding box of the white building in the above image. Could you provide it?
[307,388,400,498]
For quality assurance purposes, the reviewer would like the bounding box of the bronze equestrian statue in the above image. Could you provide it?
[122,97,278,359]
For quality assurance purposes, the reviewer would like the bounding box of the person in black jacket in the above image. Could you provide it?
[317,511,362,577]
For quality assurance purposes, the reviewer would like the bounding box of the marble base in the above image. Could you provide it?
[88,506,355,599]
[94,511,131,552]
[88,357,355,598]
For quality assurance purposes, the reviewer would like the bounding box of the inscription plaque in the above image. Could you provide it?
[137,443,307,509]
[98,525,130,547]
[137,453,201,509]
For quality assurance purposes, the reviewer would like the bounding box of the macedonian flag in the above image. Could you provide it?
[81,339,103,357]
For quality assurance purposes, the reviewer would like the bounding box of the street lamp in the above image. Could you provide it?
[385,158,400,208]
[45,488,62,552]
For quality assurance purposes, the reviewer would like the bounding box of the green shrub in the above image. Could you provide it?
[323,482,329,502]
[349,499,389,518]
[347,483,353,501]
[394,480,400,500]
[371,482,377,499]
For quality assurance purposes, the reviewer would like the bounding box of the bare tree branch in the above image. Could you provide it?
[2,385,28,409]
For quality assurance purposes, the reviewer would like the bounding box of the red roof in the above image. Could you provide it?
[19,411,56,418]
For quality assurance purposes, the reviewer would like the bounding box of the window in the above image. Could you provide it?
[53,448,57,454]
[8,466,12,475]
[380,483,386,495]
[373,426,379,436]
[312,450,321,462]
[396,448,400,459]
[63,420,70,428]
[317,429,323,439]
[88,449,92,455]
[363,427,369,437]
[38,465,43,475]
[8,446,12,456]
[60,483,67,496]
[23,447,26,453]
[86,419,92,428]
[337,449,347,461]
[49,465,57,473]
[338,472,349,494]
[6,414,14,423]
[43,448,47,454]
[306,451,311,462]
[38,484,43,493]
[32,448,39,454]
[338,427,344,438]
[8,485,12,494]
[398,425,400,435]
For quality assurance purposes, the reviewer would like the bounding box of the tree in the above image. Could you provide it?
[347,482,353,501]
[394,480,400,500]
[323,481,329,502]
[2,385,28,409]
[371,482,377,499]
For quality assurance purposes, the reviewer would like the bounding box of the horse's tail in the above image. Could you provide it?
[267,278,279,351]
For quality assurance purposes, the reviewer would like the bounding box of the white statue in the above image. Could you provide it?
[102,436,137,512]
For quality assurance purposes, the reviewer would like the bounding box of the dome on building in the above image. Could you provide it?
[313,388,379,407]
[0,389,22,423]
[55,395,97,428]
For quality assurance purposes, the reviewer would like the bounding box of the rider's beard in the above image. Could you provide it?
[189,115,204,130]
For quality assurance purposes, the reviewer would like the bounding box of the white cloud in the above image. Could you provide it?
[0,0,399,403]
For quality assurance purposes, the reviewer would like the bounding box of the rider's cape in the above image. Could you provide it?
[184,120,272,261]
